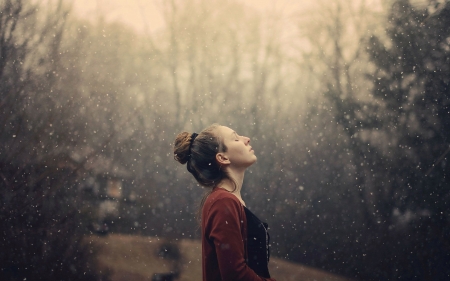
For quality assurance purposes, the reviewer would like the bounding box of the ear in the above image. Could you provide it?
[216,152,230,166]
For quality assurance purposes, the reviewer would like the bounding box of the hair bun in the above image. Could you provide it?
[174,131,193,164]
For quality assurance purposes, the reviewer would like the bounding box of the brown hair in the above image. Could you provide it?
[173,123,235,219]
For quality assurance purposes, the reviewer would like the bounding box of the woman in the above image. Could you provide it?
[173,124,277,281]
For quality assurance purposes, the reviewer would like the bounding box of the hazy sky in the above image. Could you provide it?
[72,0,309,34]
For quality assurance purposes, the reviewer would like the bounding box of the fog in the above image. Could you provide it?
[1,0,449,280]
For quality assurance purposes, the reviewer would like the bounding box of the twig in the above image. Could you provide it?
[425,145,450,176]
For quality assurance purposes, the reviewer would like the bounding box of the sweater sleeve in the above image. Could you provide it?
[205,197,276,281]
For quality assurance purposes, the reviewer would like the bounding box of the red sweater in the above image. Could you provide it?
[201,188,277,281]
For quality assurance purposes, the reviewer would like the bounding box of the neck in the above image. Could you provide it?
[218,167,246,205]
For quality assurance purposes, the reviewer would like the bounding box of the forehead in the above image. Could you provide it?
[217,126,235,137]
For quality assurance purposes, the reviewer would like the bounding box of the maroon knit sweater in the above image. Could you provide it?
[201,188,277,281]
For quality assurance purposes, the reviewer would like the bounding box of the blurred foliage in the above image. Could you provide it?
[324,0,450,279]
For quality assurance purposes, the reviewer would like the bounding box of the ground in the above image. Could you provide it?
[85,234,352,281]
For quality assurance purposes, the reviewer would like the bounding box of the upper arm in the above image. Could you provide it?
[207,197,245,254]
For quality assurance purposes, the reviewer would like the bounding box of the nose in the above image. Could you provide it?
[244,136,250,145]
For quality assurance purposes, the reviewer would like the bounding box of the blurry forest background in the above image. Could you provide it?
[1,0,449,280]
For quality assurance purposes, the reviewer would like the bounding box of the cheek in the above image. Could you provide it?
[228,145,245,159]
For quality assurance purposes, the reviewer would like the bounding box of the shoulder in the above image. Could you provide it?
[203,188,243,216]
[207,187,239,201]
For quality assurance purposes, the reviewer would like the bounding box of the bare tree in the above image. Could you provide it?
[0,1,105,280]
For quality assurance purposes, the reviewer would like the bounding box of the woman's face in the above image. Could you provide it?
[216,126,257,169]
